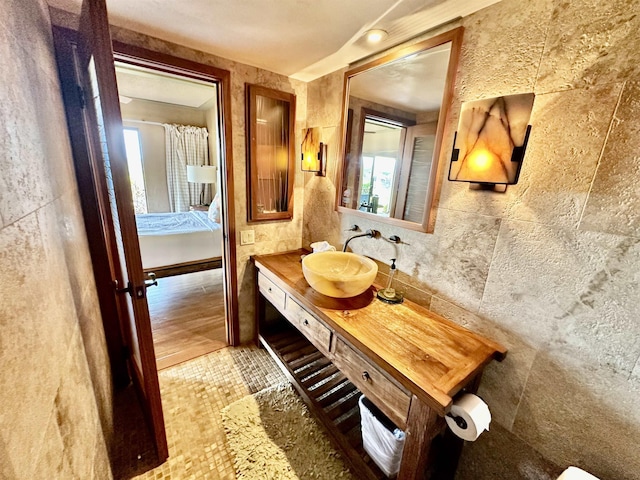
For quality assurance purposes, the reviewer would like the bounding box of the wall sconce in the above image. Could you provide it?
[301,127,327,176]
[449,93,534,192]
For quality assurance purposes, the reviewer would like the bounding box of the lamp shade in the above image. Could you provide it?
[449,93,534,187]
[187,165,217,184]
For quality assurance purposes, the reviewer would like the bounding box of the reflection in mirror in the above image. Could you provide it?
[337,27,463,232]
[246,84,296,222]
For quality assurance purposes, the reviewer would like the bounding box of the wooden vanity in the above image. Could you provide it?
[253,250,506,479]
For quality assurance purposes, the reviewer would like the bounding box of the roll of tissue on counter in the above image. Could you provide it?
[445,393,491,441]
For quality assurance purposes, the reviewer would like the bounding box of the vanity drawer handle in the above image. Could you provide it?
[268,287,272,292]
[303,319,309,326]
[362,371,371,381]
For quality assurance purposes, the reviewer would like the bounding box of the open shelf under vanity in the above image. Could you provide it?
[260,322,386,479]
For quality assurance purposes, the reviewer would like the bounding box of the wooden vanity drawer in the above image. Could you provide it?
[285,297,332,353]
[258,272,286,312]
[333,337,410,429]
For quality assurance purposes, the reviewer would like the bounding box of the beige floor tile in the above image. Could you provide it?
[121,346,287,480]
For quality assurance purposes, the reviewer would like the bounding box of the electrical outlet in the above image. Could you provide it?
[240,229,255,245]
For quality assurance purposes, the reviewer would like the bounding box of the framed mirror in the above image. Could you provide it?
[336,27,463,232]
[246,84,296,221]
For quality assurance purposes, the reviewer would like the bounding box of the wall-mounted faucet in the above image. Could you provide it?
[343,229,380,252]
[385,234,410,246]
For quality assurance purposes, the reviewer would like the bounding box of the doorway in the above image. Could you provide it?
[112,40,240,350]
[115,59,230,369]
[108,44,240,475]
[52,16,239,470]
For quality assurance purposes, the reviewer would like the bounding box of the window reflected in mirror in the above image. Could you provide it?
[337,27,463,233]
[358,115,405,216]
[246,84,296,221]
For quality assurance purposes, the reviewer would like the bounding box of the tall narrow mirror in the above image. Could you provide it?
[337,27,463,232]
[246,84,296,222]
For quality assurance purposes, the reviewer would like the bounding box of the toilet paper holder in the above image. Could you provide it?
[446,392,487,430]
[446,412,468,430]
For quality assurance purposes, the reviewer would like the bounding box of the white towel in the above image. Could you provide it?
[310,241,336,253]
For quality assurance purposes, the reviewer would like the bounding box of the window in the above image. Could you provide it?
[359,117,405,216]
[123,128,148,214]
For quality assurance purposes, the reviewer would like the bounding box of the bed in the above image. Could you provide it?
[135,210,223,278]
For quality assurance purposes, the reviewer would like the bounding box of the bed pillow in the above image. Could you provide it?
[208,193,221,223]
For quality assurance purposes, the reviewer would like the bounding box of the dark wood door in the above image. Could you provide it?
[74,0,168,460]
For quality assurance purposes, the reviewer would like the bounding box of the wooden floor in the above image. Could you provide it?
[147,269,227,370]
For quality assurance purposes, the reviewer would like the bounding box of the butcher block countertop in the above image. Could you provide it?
[253,249,507,415]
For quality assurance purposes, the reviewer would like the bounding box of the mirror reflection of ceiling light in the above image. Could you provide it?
[364,29,388,43]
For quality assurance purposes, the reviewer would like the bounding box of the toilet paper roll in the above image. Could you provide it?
[557,467,600,480]
[445,393,491,441]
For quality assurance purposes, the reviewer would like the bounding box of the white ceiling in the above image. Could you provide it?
[349,43,451,113]
[48,0,499,81]
[115,63,217,108]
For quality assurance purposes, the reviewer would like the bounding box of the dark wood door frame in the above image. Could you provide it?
[81,0,177,461]
[111,41,240,347]
[54,0,170,461]
[52,3,239,470]
[52,25,130,390]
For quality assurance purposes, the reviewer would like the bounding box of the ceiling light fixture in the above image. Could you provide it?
[364,29,388,43]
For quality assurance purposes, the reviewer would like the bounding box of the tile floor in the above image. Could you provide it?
[123,346,287,480]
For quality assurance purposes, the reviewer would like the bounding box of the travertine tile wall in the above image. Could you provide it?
[0,1,112,478]
[304,0,640,478]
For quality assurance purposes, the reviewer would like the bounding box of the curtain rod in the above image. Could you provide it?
[122,118,164,127]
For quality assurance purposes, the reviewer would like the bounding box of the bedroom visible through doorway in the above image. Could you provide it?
[117,60,228,369]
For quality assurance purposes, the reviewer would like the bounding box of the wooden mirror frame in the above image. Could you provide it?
[246,84,296,222]
[336,27,464,233]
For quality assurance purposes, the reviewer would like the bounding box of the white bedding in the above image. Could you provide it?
[135,211,222,269]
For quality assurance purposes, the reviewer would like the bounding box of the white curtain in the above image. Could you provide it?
[164,124,210,212]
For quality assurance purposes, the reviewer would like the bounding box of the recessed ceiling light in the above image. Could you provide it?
[365,29,388,43]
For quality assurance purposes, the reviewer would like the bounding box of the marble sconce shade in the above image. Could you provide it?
[449,93,534,190]
[301,127,326,176]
